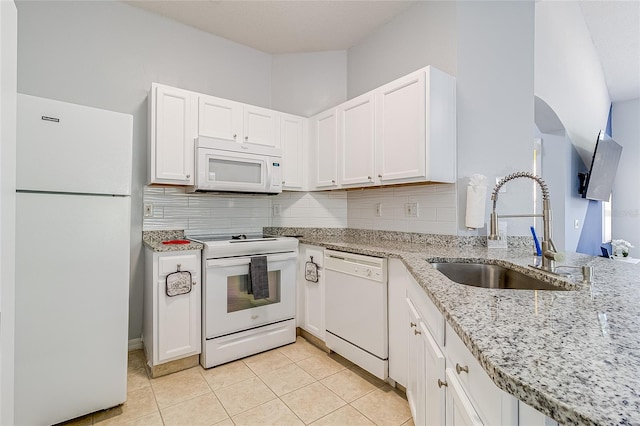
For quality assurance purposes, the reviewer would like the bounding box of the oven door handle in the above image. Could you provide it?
[206,251,297,268]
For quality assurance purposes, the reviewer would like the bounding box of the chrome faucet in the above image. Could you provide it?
[488,172,561,270]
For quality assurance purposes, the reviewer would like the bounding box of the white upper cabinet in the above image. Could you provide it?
[310,109,339,189]
[375,66,456,184]
[338,92,376,186]
[149,83,197,185]
[280,113,306,190]
[199,95,280,148]
[243,105,280,148]
[198,94,242,143]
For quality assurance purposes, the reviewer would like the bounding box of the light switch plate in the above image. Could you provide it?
[272,204,281,217]
[405,202,418,217]
[144,204,153,217]
[375,203,382,217]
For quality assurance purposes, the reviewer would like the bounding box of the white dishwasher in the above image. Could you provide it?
[324,250,388,380]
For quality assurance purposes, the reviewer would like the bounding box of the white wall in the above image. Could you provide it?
[535,1,611,165]
[271,51,347,117]
[0,2,17,422]
[347,1,457,99]
[456,1,536,237]
[611,98,640,257]
[16,0,274,340]
[347,184,457,234]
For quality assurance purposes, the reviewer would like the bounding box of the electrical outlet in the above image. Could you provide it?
[405,202,419,217]
[272,204,281,217]
[375,203,382,217]
[144,203,153,218]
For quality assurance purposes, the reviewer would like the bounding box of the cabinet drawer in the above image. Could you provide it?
[158,253,200,275]
[407,274,444,346]
[445,323,517,425]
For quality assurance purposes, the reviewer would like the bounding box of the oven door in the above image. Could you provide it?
[204,251,296,339]
[196,148,267,192]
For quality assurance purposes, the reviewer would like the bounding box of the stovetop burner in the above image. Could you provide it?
[186,233,298,258]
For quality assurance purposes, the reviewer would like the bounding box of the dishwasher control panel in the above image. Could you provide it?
[324,250,387,283]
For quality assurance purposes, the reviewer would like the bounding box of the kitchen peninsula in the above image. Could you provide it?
[265,227,640,426]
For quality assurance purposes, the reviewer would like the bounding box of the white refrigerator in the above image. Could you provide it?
[14,94,133,425]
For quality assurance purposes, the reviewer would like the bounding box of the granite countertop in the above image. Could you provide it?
[285,232,640,426]
[142,230,204,252]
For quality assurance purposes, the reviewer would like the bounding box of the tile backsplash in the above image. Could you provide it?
[143,183,457,235]
[346,184,457,235]
[142,186,348,234]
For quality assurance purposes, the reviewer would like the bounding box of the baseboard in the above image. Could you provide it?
[128,337,143,351]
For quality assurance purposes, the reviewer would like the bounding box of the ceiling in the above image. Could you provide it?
[127,0,640,102]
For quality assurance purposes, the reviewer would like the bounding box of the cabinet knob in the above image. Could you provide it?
[186,174,190,179]
[368,176,372,180]
[233,134,237,139]
[378,174,382,178]
[456,363,469,374]
[437,379,448,388]
[410,322,417,328]
[331,179,336,184]
[282,181,286,185]
[414,329,421,335]
[245,136,249,141]
[192,281,197,286]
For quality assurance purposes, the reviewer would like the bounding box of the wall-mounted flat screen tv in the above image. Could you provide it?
[580,133,623,202]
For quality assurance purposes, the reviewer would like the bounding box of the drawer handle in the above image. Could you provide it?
[437,379,448,388]
[456,363,469,374]
[410,322,417,328]
[414,329,421,335]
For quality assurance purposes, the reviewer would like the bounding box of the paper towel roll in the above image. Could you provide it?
[465,185,487,229]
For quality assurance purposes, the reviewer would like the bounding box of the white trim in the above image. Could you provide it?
[128,338,143,351]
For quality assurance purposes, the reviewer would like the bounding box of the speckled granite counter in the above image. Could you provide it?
[142,230,204,252]
[265,227,640,426]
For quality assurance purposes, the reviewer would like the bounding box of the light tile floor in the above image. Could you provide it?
[61,337,414,426]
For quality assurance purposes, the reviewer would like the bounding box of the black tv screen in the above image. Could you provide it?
[582,134,623,202]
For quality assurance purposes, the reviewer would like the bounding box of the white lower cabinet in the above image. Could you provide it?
[296,244,325,339]
[143,249,202,366]
[395,267,557,426]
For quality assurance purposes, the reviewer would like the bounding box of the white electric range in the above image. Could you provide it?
[187,234,298,368]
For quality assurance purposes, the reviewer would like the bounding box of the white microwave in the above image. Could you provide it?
[189,136,282,194]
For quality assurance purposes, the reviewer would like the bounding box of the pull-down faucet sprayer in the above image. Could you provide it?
[488,172,562,270]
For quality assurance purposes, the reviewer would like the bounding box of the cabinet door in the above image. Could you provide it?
[445,369,484,426]
[375,70,426,183]
[157,254,201,363]
[244,105,280,148]
[304,247,325,339]
[422,322,446,426]
[151,84,196,184]
[281,114,305,190]
[312,109,338,188]
[406,298,425,425]
[198,94,242,143]
[339,93,375,186]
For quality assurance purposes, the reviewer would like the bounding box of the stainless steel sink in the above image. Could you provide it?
[431,262,567,290]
